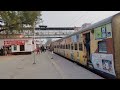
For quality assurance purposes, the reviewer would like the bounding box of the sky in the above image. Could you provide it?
[41,11,120,27]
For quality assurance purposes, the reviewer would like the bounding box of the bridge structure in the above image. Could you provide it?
[23,26,78,39]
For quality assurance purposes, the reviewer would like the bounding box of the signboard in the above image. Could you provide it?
[95,27,102,39]
[4,40,28,46]
[91,53,116,76]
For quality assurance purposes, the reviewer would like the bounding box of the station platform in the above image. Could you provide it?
[0,51,103,79]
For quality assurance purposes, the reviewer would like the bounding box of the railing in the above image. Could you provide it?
[26,35,67,38]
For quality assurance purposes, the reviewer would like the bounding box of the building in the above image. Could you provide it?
[0,34,36,55]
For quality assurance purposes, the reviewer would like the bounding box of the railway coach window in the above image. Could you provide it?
[75,43,77,50]
[68,45,69,49]
[71,44,73,50]
[98,41,107,53]
[66,45,68,49]
[79,43,83,51]
[60,45,62,49]
[62,45,64,49]
[68,44,70,49]
[63,45,65,49]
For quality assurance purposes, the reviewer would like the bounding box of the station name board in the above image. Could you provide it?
[4,40,28,46]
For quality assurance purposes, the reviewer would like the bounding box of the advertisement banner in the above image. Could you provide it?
[101,26,107,38]
[71,35,77,43]
[94,23,112,40]
[91,53,116,76]
[95,27,102,39]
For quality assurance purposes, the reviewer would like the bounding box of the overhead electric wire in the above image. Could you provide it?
[68,11,89,27]
[68,11,87,22]
[90,16,103,24]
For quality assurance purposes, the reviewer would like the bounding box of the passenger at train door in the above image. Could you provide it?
[84,37,90,52]
[83,37,90,62]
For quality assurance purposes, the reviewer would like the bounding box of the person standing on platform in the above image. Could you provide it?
[43,46,45,53]
[40,46,42,53]
[4,47,8,56]
[36,47,40,54]
[50,47,54,59]
[41,45,44,53]
[44,46,46,52]
[39,46,41,54]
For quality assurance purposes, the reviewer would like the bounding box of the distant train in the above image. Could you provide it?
[51,13,120,79]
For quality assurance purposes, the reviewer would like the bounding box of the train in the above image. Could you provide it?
[50,13,120,79]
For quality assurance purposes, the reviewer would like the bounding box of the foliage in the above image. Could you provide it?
[0,11,42,34]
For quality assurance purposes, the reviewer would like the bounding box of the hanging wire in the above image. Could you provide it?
[68,11,89,27]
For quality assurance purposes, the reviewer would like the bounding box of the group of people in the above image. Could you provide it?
[36,45,46,54]
[0,46,11,56]
[0,48,4,56]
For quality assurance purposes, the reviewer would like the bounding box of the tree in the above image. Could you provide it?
[0,11,42,34]
[18,11,42,37]
[0,11,21,34]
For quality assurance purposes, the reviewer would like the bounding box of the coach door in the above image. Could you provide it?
[83,32,91,66]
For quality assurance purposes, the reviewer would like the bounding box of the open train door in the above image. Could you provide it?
[83,32,93,68]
